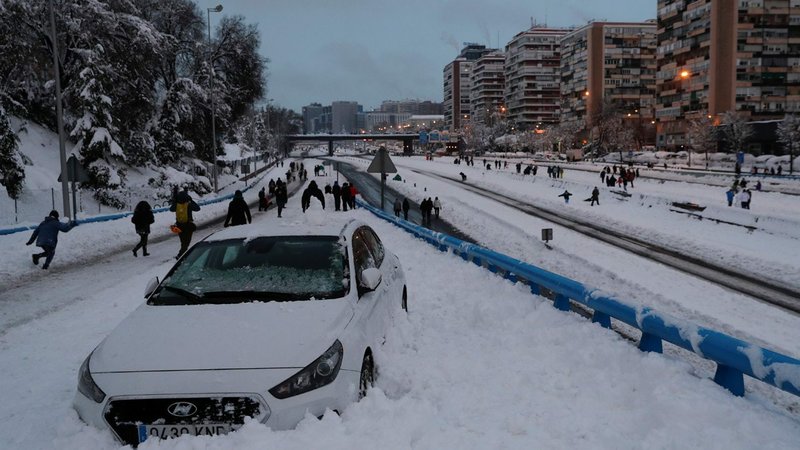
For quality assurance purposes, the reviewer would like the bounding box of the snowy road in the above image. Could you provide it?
[1,160,799,449]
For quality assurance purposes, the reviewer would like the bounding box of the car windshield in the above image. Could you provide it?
[150,236,348,305]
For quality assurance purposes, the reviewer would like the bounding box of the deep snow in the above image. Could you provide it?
[0,162,799,449]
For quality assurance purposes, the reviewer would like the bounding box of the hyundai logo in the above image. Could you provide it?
[167,401,197,417]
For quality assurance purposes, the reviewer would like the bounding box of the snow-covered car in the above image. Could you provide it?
[73,219,407,446]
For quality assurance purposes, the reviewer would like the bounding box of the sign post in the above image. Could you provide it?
[57,155,90,221]
[366,146,397,210]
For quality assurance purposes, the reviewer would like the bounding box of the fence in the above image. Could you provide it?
[356,198,800,398]
[0,167,273,236]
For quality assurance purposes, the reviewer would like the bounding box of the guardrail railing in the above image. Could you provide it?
[357,198,800,398]
[0,165,276,236]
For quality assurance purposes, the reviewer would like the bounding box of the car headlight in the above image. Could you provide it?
[78,353,106,403]
[269,340,343,399]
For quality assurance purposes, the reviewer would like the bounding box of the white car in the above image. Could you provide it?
[73,219,407,446]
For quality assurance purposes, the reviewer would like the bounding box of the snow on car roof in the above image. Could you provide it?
[205,210,359,242]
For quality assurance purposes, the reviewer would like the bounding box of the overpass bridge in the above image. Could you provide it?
[286,133,420,156]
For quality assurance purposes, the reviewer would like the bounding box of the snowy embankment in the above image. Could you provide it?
[333,156,800,362]
[1,163,799,448]
[0,118,261,228]
[0,162,288,289]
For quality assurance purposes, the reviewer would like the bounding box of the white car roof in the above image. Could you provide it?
[205,217,361,242]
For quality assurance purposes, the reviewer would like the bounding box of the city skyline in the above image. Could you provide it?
[197,0,654,111]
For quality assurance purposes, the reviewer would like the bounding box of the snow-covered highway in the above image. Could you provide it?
[1,162,799,449]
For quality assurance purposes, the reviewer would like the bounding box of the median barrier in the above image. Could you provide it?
[356,198,800,398]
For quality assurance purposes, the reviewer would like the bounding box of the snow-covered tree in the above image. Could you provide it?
[687,114,716,168]
[0,105,25,199]
[776,114,800,174]
[721,111,753,154]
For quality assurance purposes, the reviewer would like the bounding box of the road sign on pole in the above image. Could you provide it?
[366,147,397,210]
[57,155,90,221]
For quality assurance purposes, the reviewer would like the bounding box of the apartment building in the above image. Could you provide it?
[560,21,657,139]
[504,27,569,129]
[470,51,507,127]
[656,0,800,149]
[444,44,494,132]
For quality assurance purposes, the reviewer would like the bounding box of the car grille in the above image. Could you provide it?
[104,396,266,446]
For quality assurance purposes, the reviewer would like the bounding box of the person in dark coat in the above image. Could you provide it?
[131,201,154,257]
[558,190,572,204]
[324,184,332,195]
[419,198,430,224]
[301,180,325,212]
[341,182,351,211]
[268,179,276,195]
[588,187,600,206]
[402,197,410,220]
[275,180,288,218]
[225,190,252,227]
[393,198,402,217]
[26,210,77,269]
[258,188,268,211]
[170,187,201,258]
[332,181,342,211]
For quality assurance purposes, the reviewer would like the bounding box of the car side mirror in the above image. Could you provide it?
[144,276,160,298]
[359,268,382,292]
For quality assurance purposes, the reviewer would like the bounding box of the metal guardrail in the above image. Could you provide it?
[0,170,272,236]
[356,198,800,398]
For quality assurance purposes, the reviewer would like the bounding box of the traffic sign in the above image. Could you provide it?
[366,148,397,174]
[57,155,90,183]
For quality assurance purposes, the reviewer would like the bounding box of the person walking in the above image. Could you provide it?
[275,180,288,218]
[741,189,752,210]
[393,198,402,217]
[258,187,268,211]
[402,197,410,220]
[26,210,77,270]
[301,180,325,212]
[170,187,200,258]
[588,187,600,206]
[433,197,442,218]
[726,188,735,207]
[349,184,359,209]
[332,181,342,211]
[341,182,351,211]
[131,201,154,257]
[224,190,252,227]
[558,190,572,204]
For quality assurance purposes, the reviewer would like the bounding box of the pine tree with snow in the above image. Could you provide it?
[0,105,25,199]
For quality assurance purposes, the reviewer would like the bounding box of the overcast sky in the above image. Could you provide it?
[198,0,655,112]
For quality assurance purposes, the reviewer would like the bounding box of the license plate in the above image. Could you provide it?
[138,423,232,443]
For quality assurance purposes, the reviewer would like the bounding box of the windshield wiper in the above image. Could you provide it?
[202,291,300,301]
[160,286,203,301]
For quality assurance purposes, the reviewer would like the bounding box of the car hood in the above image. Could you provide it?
[92,299,354,373]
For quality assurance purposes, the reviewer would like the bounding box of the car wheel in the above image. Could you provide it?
[358,351,375,400]
[401,287,408,312]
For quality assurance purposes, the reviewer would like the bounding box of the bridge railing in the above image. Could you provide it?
[356,198,800,398]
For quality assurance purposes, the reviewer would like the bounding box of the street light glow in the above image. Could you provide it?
[680,70,690,78]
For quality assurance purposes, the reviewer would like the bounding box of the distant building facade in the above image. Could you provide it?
[470,51,507,127]
[302,102,324,134]
[504,27,569,129]
[656,0,800,150]
[444,44,495,132]
[560,21,657,142]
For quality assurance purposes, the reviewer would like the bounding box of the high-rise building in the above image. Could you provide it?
[444,44,494,132]
[470,51,507,127]
[302,102,324,134]
[656,0,800,150]
[331,101,361,133]
[504,27,570,129]
[560,21,657,140]
[381,99,444,115]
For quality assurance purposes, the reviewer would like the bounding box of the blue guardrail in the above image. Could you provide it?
[357,198,800,398]
[0,172,271,237]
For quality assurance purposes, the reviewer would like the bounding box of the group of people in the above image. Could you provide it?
[452,156,475,166]
[726,179,755,209]
[547,166,565,179]
[392,196,442,223]
[600,165,638,190]
[327,181,359,211]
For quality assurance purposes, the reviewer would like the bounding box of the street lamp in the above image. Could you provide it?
[207,4,223,193]
[47,0,70,218]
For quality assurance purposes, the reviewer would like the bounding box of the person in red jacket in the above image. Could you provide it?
[349,184,358,209]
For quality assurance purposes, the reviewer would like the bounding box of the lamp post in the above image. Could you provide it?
[48,0,70,218]
[207,4,223,193]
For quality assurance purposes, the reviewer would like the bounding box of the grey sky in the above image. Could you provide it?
[198,0,655,112]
